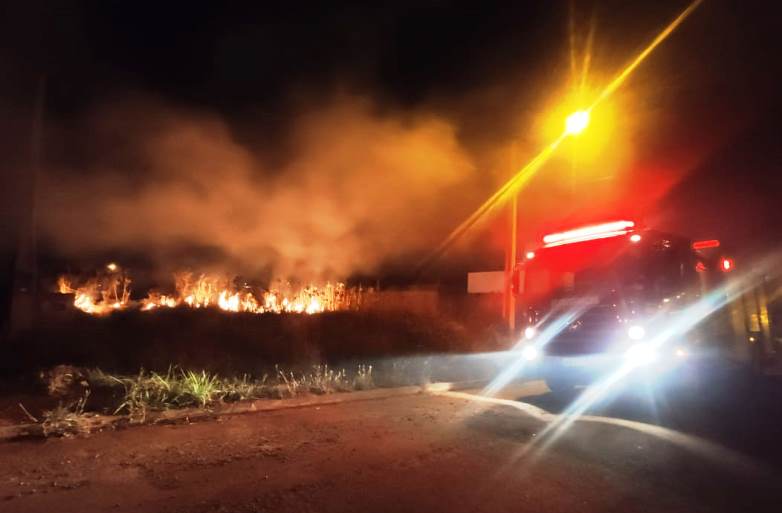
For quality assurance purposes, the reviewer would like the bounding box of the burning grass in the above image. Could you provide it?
[57,268,370,316]
[57,273,132,315]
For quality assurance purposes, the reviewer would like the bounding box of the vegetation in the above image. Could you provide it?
[40,391,93,437]
[32,364,378,428]
[353,364,374,390]
[3,309,496,378]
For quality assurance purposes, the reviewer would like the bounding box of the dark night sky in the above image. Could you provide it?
[1,0,781,285]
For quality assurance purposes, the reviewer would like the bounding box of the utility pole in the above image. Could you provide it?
[504,144,518,333]
[10,76,45,334]
[508,191,518,332]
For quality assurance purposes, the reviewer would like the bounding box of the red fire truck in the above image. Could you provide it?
[514,220,780,396]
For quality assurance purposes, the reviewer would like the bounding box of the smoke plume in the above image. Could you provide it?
[40,95,475,280]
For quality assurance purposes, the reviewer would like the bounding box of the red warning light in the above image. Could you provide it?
[720,257,734,272]
[543,220,635,248]
[692,239,720,250]
[695,261,707,273]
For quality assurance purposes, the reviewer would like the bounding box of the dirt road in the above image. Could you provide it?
[1,388,779,513]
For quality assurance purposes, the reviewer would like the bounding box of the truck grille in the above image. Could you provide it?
[544,306,623,355]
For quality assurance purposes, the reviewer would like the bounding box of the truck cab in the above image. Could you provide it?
[516,220,739,396]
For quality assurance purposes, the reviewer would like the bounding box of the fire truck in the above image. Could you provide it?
[514,220,781,396]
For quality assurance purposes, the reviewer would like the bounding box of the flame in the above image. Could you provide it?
[140,292,177,311]
[57,270,367,316]
[56,274,132,315]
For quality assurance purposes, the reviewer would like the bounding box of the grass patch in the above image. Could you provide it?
[40,391,92,437]
[221,373,269,402]
[33,365,374,430]
[179,370,221,408]
[353,364,374,390]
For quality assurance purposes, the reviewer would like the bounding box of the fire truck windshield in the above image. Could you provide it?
[523,232,696,308]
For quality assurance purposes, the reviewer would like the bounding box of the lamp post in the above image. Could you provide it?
[504,145,519,332]
[505,109,590,333]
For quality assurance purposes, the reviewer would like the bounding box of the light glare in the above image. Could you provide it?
[543,220,635,246]
[628,325,646,340]
[565,110,590,135]
[625,342,657,366]
[521,346,540,361]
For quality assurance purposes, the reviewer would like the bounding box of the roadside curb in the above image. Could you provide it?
[0,379,487,442]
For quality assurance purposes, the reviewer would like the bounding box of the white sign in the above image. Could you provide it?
[467,271,505,294]
[551,295,600,309]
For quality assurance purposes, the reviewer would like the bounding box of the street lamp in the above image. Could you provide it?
[505,108,592,332]
[565,109,590,136]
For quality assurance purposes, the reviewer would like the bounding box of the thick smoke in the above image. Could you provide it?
[40,95,475,280]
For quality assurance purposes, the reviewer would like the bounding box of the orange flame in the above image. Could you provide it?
[57,270,366,316]
[56,274,132,315]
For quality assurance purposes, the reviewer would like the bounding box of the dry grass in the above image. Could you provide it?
[88,364,376,423]
[353,364,374,390]
[41,391,92,437]
[221,374,269,402]
[27,363,380,434]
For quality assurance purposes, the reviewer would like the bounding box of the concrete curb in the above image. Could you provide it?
[0,380,487,442]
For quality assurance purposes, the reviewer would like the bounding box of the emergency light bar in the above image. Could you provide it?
[543,220,636,248]
[692,239,720,250]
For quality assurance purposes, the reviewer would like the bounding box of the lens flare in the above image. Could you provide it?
[625,342,657,365]
[481,302,595,397]
[589,0,704,111]
[627,325,646,340]
[419,134,567,269]
[506,257,771,466]
[565,110,590,135]
[421,0,704,269]
[521,346,540,362]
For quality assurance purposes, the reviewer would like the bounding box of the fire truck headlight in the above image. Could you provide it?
[521,345,540,362]
[625,342,657,366]
[674,346,688,358]
[524,326,537,340]
[627,325,646,340]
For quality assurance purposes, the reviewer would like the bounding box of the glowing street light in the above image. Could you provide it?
[421,0,703,272]
[564,109,590,136]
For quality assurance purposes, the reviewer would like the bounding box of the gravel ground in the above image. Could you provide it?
[0,389,779,513]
